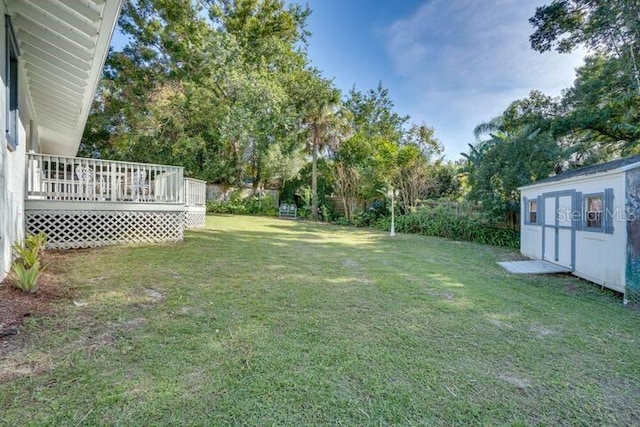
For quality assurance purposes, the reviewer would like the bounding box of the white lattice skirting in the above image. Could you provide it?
[185,206,206,230]
[26,210,185,249]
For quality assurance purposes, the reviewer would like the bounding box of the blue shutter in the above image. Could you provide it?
[575,192,583,231]
[536,195,543,225]
[604,188,614,234]
[523,196,528,224]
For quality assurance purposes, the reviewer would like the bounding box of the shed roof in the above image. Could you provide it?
[521,154,640,189]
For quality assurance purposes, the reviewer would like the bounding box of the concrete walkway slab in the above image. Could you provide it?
[497,260,572,274]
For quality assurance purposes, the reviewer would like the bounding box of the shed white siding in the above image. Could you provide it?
[520,224,542,260]
[521,170,627,293]
[573,175,625,292]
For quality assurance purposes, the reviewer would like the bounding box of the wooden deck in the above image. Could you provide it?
[497,260,572,274]
[25,154,207,248]
[27,153,184,203]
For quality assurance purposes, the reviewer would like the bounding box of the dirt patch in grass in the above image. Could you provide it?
[489,318,513,330]
[83,317,147,354]
[0,353,52,384]
[85,330,117,353]
[497,373,531,391]
[143,288,166,302]
[120,317,147,331]
[564,283,580,295]
[530,324,555,338]
[342,259,372,284]
[0,251,74,383]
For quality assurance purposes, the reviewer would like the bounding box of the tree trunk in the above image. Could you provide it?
[311,136,318,221]
[232,138,242,184]
[252,156,261,194]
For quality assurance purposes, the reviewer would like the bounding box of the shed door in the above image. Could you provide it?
[542,192,575,269]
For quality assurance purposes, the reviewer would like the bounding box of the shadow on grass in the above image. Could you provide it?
[187,225,387,249]
[186,221,627,311]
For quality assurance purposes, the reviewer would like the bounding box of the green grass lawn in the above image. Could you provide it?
[1,215,639,426]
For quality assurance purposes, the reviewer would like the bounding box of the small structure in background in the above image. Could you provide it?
[279,204,297,219]
[519,154,640,305]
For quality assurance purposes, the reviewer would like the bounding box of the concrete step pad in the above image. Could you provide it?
[497,260,572,274]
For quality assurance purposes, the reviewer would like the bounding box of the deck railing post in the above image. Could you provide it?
[109,161,115,201]
[178,168,184,204]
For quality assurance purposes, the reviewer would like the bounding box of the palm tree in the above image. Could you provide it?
[305,103,351,220]
[473,116,505,141]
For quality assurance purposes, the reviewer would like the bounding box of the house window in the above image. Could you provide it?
[5,16,19,150]
[585,195,603,229]
[528,200,537,224]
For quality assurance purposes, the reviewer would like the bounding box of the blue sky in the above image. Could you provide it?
[298,0,586,159]
[111,0,585,160]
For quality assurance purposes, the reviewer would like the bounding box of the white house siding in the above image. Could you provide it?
[1,5,34,282]
[521,172,627,293]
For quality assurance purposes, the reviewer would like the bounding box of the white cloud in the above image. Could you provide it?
[383,0,586,158]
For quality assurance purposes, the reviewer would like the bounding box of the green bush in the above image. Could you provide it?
[11,232,48,293]
[372,206,519,248]
[206,194,278,217]
[351,200,386,227]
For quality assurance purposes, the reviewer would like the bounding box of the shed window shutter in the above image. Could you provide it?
[523,196,528,224]
[604,188,614,234]
[536,195,543,225]
[575,192,583,231]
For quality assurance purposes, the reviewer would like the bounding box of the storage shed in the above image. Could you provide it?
[519,154,640,304]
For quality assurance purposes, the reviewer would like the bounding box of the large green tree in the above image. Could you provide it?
[555,55,640,158]
[530,0,640,93]
[529,0,640,157]
[464,91,562,221]
[335,85,447,218]
[392,124,444,214]
[339,84,409,202]
[82,0,331,188]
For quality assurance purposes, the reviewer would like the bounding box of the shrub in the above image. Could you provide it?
[11,232,48,293]
[372,206,519,248]
[353,200,386,227]
[206,194,278,217]
[320,204,333,222]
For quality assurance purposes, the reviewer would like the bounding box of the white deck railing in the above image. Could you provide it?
[26,153,185,203]
[184,178,206,206]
